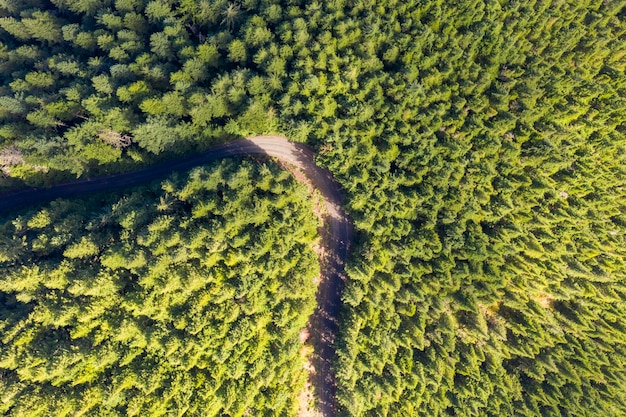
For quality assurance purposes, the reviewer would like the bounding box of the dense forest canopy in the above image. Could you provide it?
[1,0,626,416]
[0,159,320,416]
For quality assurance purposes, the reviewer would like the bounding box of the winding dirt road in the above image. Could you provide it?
[0,135,352,417]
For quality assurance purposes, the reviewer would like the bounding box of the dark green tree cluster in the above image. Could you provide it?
[2,0,626,416]
[315,1,626,416]
[0,0,285,184]
[0,159,320,416]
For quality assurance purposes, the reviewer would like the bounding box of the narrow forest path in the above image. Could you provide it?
[0,135,353,417]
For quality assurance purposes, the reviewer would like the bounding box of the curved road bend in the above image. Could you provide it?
[0,135,352,417]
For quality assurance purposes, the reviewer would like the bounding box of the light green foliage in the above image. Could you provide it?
[63,236,99,258]
[0,160,320,416]
[92,74,113,95]
[132,116,183,154]
[228,39,247,63]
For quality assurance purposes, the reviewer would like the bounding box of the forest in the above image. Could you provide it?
[0,159,320,416]
[1,0,626,416]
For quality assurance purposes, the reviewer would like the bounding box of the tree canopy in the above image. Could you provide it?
[0,159,320,416]
[1,0,626,415]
